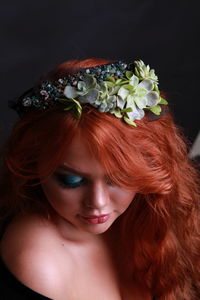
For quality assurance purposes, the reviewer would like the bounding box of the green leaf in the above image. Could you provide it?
[76,109,82,118]
[106,76,115,83]
[117,79,129,85]
[154,83,159,92]
[58,98,74,104]
[159,97,168,105]
[121,107,133,113]
[126,71,133,79]
[104,81,114,87]
[63,104,74,111]
[74,111,81,119]
[76,104,82,113]
[113,109,122,118]
[116,79,122,84]
[123,116,137,127]
[72,98,82,109]
[149,105,161,115]
[109,85,120,95]
[74,105,82,118]
[122,84,134,91]
[57,98,67,104]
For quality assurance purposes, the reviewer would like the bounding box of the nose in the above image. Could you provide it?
[83,181,109,210]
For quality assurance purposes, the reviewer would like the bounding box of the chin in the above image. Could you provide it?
[81,219,114,235]
[85,226,111,235]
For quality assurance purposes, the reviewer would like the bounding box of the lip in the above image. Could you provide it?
[80,214,110,224]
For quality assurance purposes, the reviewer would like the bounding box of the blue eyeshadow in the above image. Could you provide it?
[55,173,83,188]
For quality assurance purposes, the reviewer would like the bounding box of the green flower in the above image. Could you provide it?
[114,72,160,121]
[60,60,167,125]
[134,60,158,82]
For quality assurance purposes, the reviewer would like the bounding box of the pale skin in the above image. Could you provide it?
[0,134,151,300]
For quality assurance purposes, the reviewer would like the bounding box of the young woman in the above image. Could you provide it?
[0,58,199,299]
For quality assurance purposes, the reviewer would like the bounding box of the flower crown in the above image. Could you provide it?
[12,60,168,126]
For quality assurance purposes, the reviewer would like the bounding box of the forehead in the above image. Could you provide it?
[58,134,105,177]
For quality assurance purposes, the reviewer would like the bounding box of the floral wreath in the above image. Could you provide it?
[12,60,168,127]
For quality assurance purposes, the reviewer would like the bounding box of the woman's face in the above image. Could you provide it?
[41,135,136,236]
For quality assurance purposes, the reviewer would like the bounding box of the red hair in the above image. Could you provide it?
[1,58,200,299]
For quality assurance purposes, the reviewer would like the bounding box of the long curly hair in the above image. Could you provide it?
[1,58,200,299]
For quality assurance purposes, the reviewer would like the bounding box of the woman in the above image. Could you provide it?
[0,58,199,299]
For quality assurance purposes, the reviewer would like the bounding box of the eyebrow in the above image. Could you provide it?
[56,165,90,177]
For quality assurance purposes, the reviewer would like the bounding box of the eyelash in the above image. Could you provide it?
[54,173,115,189]
[54,173,85,189]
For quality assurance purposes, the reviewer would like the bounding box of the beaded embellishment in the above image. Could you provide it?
[11,60,168,126]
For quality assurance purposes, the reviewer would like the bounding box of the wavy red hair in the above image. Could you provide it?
[1,58,200,299]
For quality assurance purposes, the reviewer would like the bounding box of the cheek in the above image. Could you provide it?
[41,181,59,203]
[41,183,70,218]
[112,189,136,211]
[41,181,68,209]
[41,180,81,214]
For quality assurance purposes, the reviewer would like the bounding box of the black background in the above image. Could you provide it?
[1,0,200,148]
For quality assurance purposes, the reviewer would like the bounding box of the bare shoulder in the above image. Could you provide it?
[0,213,59,262]
[0,213,73,299]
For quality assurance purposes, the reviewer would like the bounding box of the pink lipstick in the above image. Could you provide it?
[81,214,110,224]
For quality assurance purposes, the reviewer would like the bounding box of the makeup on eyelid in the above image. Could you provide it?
[54,173,85,188]
[54,167,114,189]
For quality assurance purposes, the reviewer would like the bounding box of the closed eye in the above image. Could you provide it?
[54,173,85,189]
